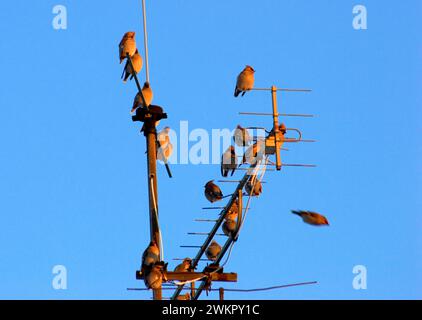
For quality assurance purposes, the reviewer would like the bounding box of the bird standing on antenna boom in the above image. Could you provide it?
[234,65,255,97]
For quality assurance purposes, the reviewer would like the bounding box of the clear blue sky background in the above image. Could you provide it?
[0,0,420,300]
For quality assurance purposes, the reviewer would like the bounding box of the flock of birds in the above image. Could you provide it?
[119,31,330,296]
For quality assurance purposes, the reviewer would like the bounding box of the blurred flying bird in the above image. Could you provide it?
[205,240,222,261]
[119,31,136,64]
[174,258,192,272]
[141,240,160,269]
[221,146,238,177]
[204,180,223,203]
[222,219,237,237]
[242,140,265,165]
[245,178,263,197]
[233,125,252,147]
[234,65,255,97]
[121,49,143,82]
[131,82,153,113]
[291,210,330,226]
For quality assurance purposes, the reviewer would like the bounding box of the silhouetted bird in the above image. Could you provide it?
[234,65,255,97]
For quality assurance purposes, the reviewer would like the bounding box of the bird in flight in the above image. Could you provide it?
[291,210,330,226]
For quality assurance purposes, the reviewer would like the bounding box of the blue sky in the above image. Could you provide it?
[0,0,420,299]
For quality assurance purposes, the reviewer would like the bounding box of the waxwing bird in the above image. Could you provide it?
[234,65,255,97]
[205,240,222,261]
[119,31,137,64]
[225,199,239,220]
[233,125,252,147]
[175,293,191,300]
[291,210,330,226]
[157,127,171,150]
[144,263,164,290]
[141,240,160,269]
[222,219,237,237]
[279,123,287,135]
[131,82,153,113]
[242,140,265,165]
[204,180,223,203]
[121,49,143,82]
[157,142,173,162]
[221,146,238,177]
[245,177,263,197]
[174,258,192,272]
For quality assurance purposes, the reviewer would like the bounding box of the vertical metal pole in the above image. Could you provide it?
[145,121,162,300]
[271,86,282,171]
[191,282,195,299]
[141,0,150,83]
[219,287,224,301]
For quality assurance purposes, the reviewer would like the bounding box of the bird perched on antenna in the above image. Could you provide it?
[174,258,192,272]
[204,180,223,203]
[245,177,263,197]
[205,240,222,261]
[157,127,171,149]
[222,219,237,237]
[234,65,255,97]
[175,293,191,300]
[131,82,153,113]
[242,140,265,165]
[141,240,160,271]
[221,146,238,177]
[144,262,166,290]
[119,31,137,64]
[157,127,173,162]
[225,199,239,220]
[122,49,143,82]
[291,210,330,226]
[233,125,252,147]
